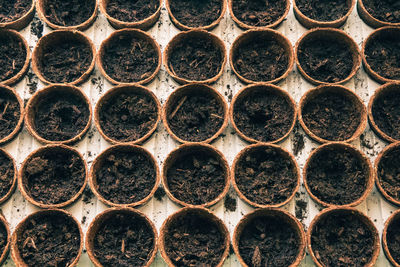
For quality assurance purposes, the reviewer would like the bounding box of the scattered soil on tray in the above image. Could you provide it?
[364,32,400,80]
[107,0,159,22]
[0,0,31,23]
[372,89,400,140]
[168,36,223,81]
[239,214,300,266]
[44,0,96,26]
[387,215,400,265]
[169,0,222,27]
[167,92,224,142]
[224,194,237,212]
[93,212,155,267]
[94,150,156,204]
[154,186,166,201]
[0,221,6,258]
[0,32,26,82]
[102,34,158,83]
[0,151,14,199]
[302,91,361,141]
[296,0,349,21]
[164,210,226,266]
[378,146,400,202]
[298,36,353,83]
[363,0,400,23]
[292,124,305,156]
[233,89,294,142]
[295,198,307,222]
[306,146,368,205]
[33,90,90,141]
[31,16,44,39]
[233,37,289,82]
[235,146,297,206]
[166,149,226,205]
[0,88,21,140]
[311,211,375,267]
[98,91,158,142]
[23,148,85,205]
[232,0,287,27]
[17,212,81,266]
[38,38,93,83]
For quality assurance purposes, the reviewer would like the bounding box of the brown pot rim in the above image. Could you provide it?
[307,207,380,267]
[161,143,230,208]
[295,27,361,85]
[99,0,162,30]
[298,84,368,143]
[163,29,227,84]
[97,28,161,85]
[229,83,297,144]
[0,148,18,205]
[11,209,83,267]
[232,208,306,267]
[162,83,229,144]
[159,207,230,267]
[303,142,374,207]
[383,209,400,267]
[24,84,92,145]
[166,0,226,31]
[32,30,96,85]
[36,0,98,31]
[293,0,356,28]
[85,207,158,267]
[0,85,24,146]
[368,82,400,143]
[229,0,290,30]
[94,84,161,145]
[0,29,30,86]
[0,214,10,266]
[230,28,294,84]
[18,144,88,209]
[0,0,35,30]
[374,142,400,206]
[89,144,160,207]
[231,143,300,208]
[362,27,400,84]
[357,0,400,28]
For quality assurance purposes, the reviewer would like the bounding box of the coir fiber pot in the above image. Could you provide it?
[383,209,400,267]
[0,0,35,30]
[357,0,400,28]
[0,148,18,205]
[0,214,10,266]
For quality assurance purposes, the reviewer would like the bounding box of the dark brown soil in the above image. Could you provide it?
[93,212,155,267]
[167,92,224,142]
[224,194,237,212]
[98,91,158,142]
[0,0,31,23]
[94,149,157,204]
[233,89,294,142]
[306,146,368,205]
[0,150,14,200]
[233,37,289,82]
[107,0,159,22]
[296,0,349,21]
[387,215,400,265]
[44,0,96,26]
[232,0,287,27]
[166,149,226,205]
[102,33,159,83]
[372,89,400,140]
[298,36,353,83]
[377,146,400,202]
[0,221,6,259]
[17,212,81,266]
[0,88,20,140]
[23,148,85,205]
[33,90,90,142]
[235,146,297,205]
[311,211,375,266]
[168,36,223,81]
[239,214,300,267]
[38,38,93,83]
[363,0,400,23]
[0,32,26,82]
[169,0,222,27]
[365,32,400,80]
[302,91,361,141]
[164,210,226,266]
[154,186,166,201]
